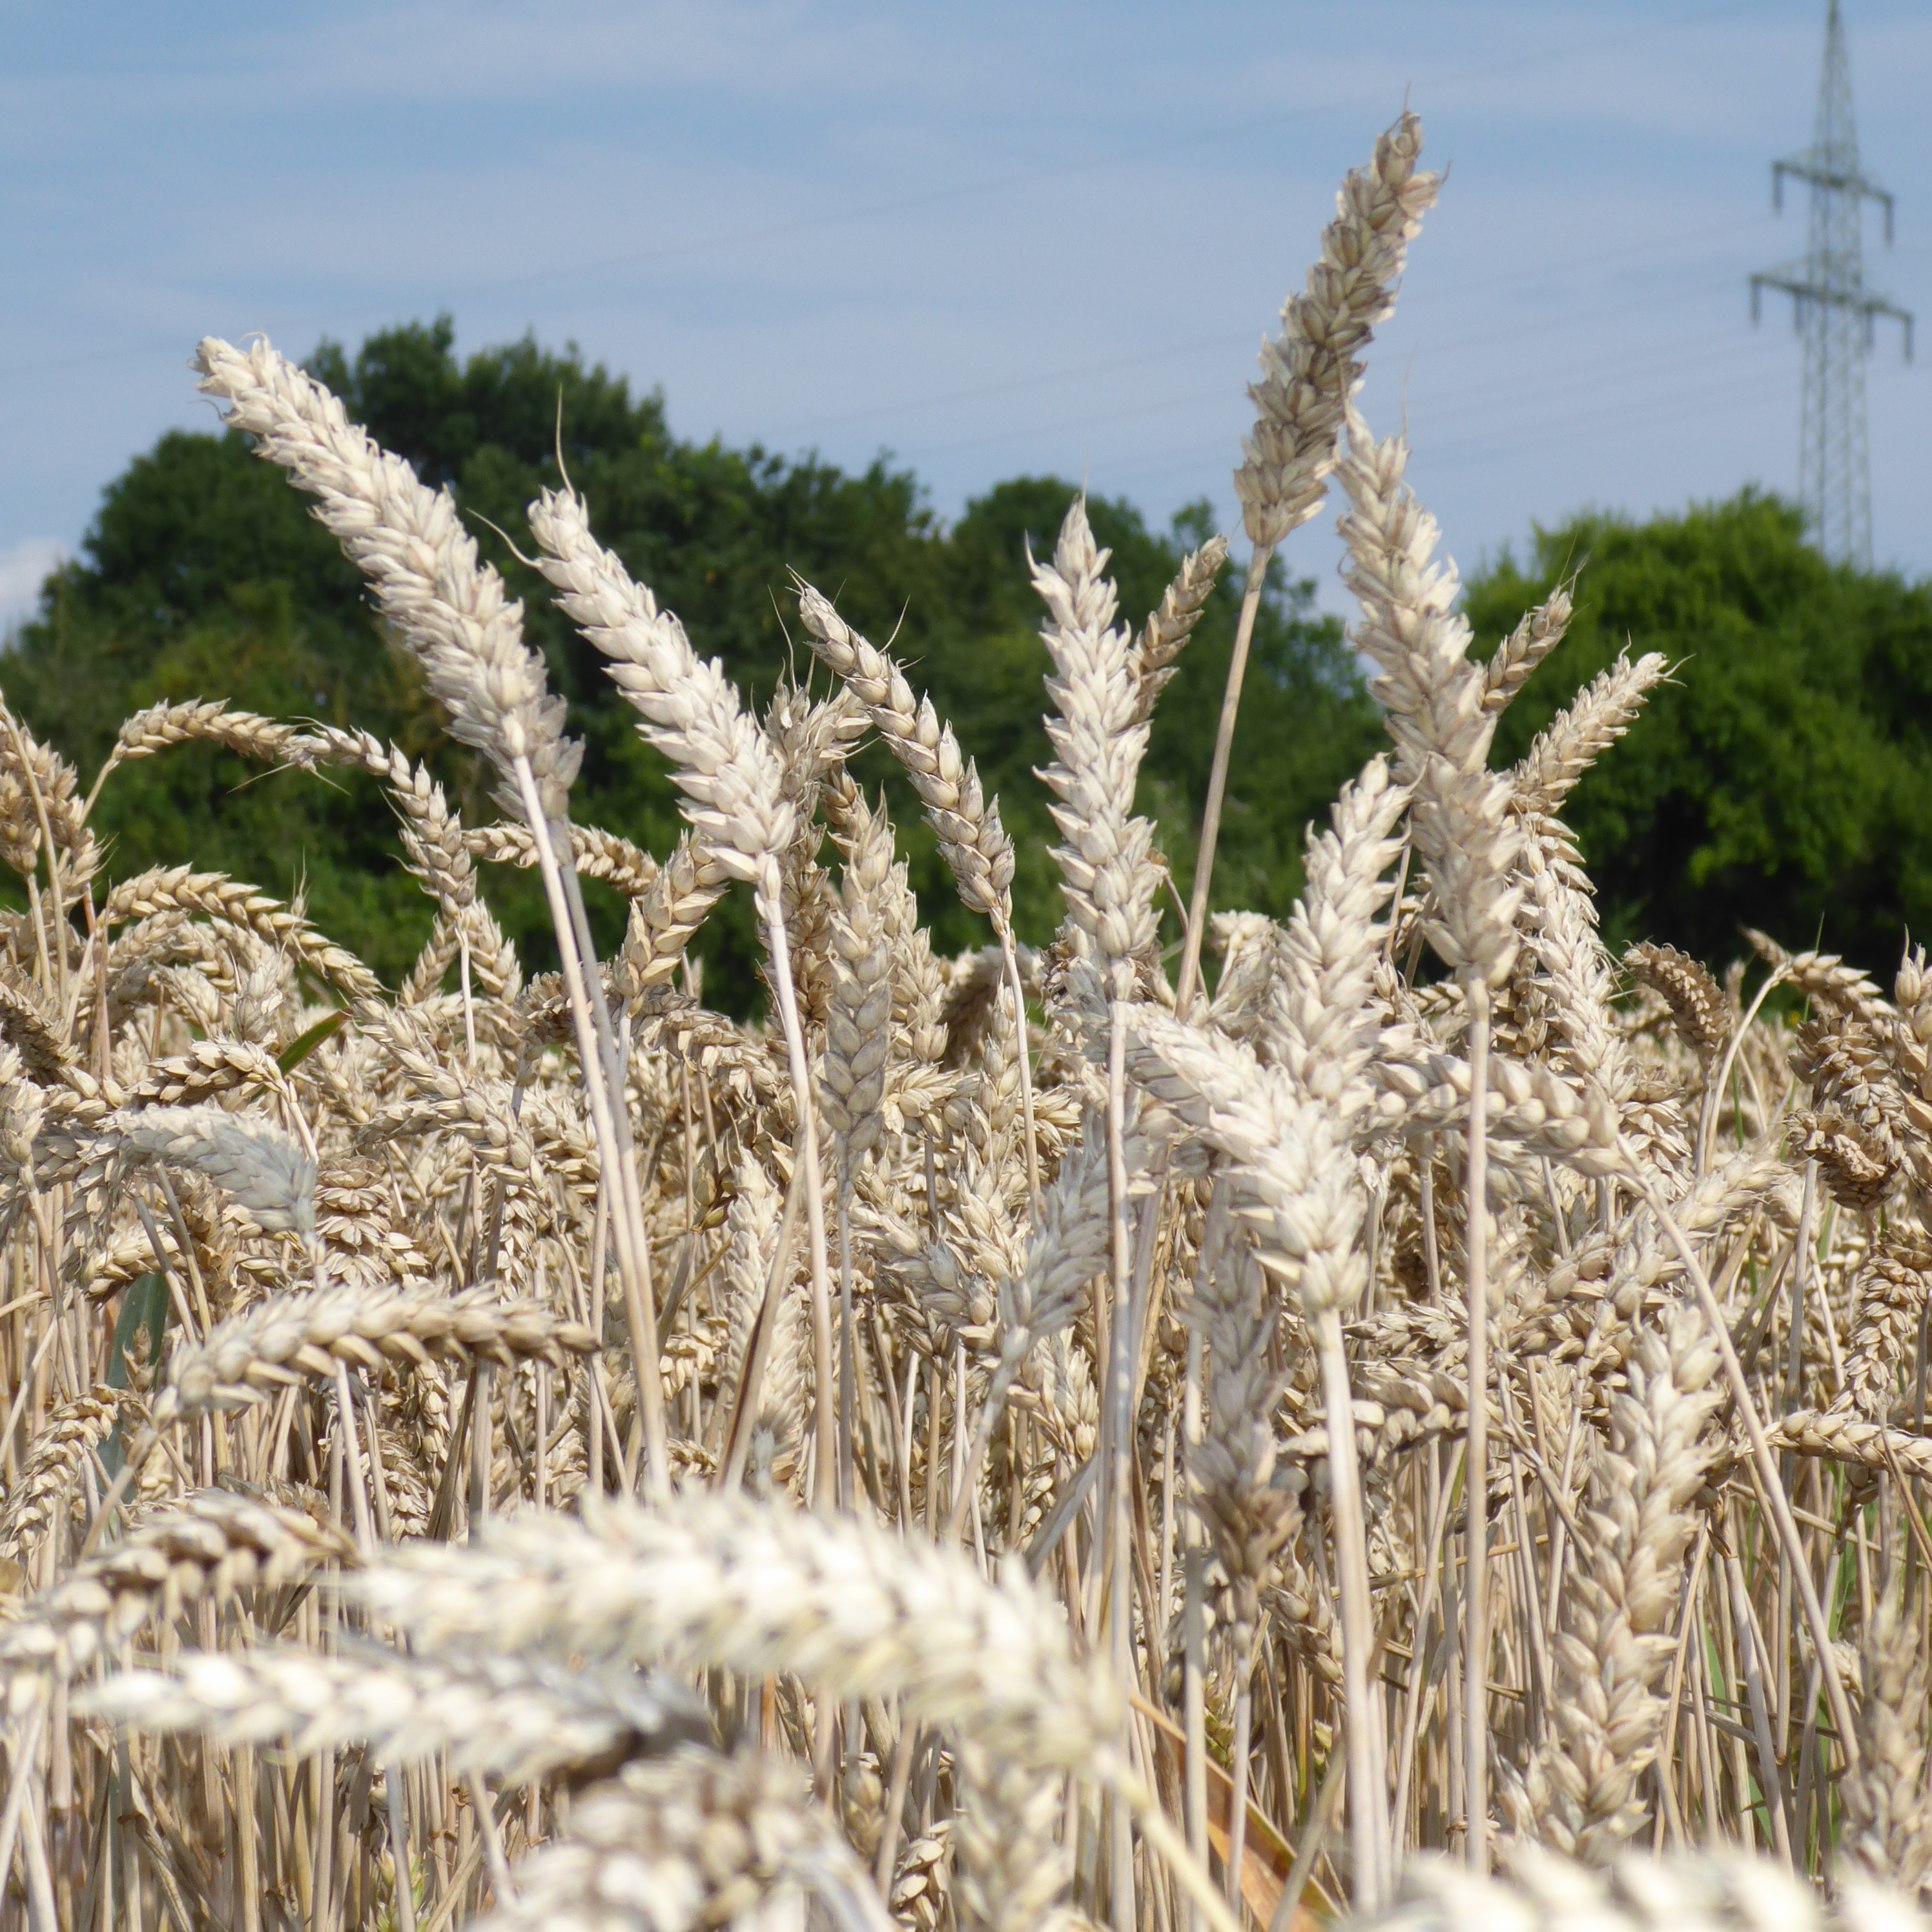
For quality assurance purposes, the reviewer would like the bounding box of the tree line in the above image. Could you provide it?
[11,315,1932,1001]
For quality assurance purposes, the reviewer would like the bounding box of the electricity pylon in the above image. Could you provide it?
[1750,0,1911,570]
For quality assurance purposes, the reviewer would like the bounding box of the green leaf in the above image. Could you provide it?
[278,1010,346,1071]
[101,1273,172,1478]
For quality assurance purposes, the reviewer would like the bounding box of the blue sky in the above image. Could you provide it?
[3,0,1928,629]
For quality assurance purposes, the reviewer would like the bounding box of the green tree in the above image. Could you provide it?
[1464,488,1932,974]
[5,317,1376,1004]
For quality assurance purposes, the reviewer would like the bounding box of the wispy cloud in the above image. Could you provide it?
[2,0,1928,595]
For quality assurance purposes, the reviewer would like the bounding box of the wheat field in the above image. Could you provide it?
[0,111,1921,1931]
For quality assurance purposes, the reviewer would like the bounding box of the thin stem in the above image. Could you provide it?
[1105,982,1137,1932]
[1316,1305,1384,1910]
[1392,1442,1463,1871]
[1461,974,1492,1870]
[1270,1747,1347,1932]
[838,1190,858,1515]
[1127,1782,1240,1932]
[874,1716,919,1891]
[1630,1169,1862,1765]
[761,879,838,1515]
[1697,966,1787,1173]
[385,1757,418,1932]
[1226,1658,1253,1915]
[0,1707,49,1907]
[333,1360,376,1556]
[1181,1204,1215,1932]
[511,756,669,1497]
[1789,1160,1815,1410]
[1173,541,1274,1017]
[1725,1546,1793,1865]
[1182,1545,1208,1932]
[717,1158,807,1490]
[998,922,1042,1211]
[944,1357,1020,1547]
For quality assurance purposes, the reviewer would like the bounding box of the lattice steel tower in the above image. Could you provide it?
[1750,0,1911,569]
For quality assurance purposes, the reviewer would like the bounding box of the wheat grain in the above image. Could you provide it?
[1625,943,1728,1062]
[794,582,1015,929]
[103,864,382,1005]
[821,789,896,1168]
[103,698,303,773]
[1767,1407,1932,1479]
[1836,1232,1932,1421]
[1500,1306,1722,1864]
[1234,113,1439,547]
[1744,927,1891,1025]
[1337,411,1520,990]
[468,819,661,899]
[196,336,580,816]
[1034,497,1160,975]
[1131,535,1230,725]
[0,1489,352,1687]
[527,486,790,881]
[1526,861,1632,1100]
[1262,753,1409,1111]
[356,1490,1120,1773]
[124,1039,292,1111]
[0,963,72,1084]
[1840,1563,1932,1891]
[1481,582,1575,715]
[0,700,99,905]
[296,726,480,913]
[153,1282,595,1424]
[84,1645,703,1786]
[114,1102,316,1235]
[0,1386,123,1570]
[469,1745,892,1932]
[1357,1845,1915,1932]
[1512,653,1672,819]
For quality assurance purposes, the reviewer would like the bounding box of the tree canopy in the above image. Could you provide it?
[16,318,1928,1003]
[1463,489,1932,976]
[4,317,1375,1006]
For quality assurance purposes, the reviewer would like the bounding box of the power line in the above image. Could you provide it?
[755,220,1778,446]
[1091,358,1792,502]
[889,310,1789,469]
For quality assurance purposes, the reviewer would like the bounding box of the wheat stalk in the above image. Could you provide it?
[1176,110,1440,1027]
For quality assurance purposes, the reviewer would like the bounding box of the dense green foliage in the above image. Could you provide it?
[6,318,1377,1007]
[22,320,1922,1001]
[1465,490,1932,976]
